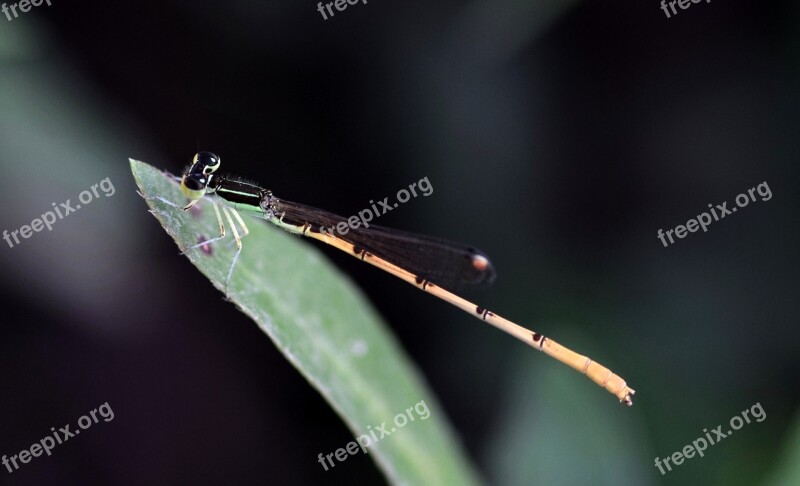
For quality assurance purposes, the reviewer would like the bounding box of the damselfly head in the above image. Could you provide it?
[181,152,221,201]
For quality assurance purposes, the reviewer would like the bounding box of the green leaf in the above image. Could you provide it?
[765,410,800,486]
[130,159,480,485]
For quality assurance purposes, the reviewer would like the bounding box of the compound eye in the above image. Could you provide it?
[195,151,221,174]
[184,175,205,191]
[181,174,207,200]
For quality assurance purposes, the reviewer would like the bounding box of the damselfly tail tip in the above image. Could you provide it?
[620,387,635,406]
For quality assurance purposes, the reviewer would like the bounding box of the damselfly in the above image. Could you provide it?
[152,152,635,405]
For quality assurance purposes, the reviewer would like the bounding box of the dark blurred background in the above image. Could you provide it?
[0,0,798,484]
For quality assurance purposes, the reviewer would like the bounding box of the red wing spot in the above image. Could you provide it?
[532,332,542,342]
[476,306,485,315]
[471,254,490,272]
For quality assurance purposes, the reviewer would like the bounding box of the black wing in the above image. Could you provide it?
[274,198,497,290]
